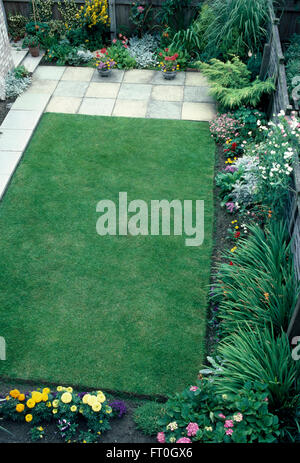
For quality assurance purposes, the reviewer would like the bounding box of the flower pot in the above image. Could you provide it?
[162,70,177,80]
[29,46,40,57]
[97,68,112,77]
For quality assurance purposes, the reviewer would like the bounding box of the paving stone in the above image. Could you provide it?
[182,102,216,121]
[11,49,28,67]
[0,110,41,130]
[152,71,186,86]
[61,67,94,82]
[34,66,66,80]
[0,151,22,175]
[113,100,148,118]
[151,85,184,102]
[123,70,155,84]
[53,81,89,98]
[184,86,214,103]
[0,174,11,200]
[92,69,124,83]
[78,98,115,116]
[147,100,182,120]
[118,83,152,100]
[11,93,51,111]
[26,79,58,95]
[86,82,120,99]
[0,129,33,152]
[185,72,209,86]
[22,52,45,73]
[45,96,82,114]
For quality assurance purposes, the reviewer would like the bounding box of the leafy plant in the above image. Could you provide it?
[129,3,154,37]
[158,0,195,33]
[128,34,159,69]
[7,14,27,40]
[133,402,167,436]
[30,0,54,22]
[198,57,275,109]
[5,68,32,99]
[107,37,136,69]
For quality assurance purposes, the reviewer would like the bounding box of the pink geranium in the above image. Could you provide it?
[176,437,192,443]
[189,386,199,392]
[157,432,165,443]
[186,422,199,437]
[225,428,233,436]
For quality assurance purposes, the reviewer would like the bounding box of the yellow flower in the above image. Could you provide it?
[43,388,50,395]
[10,389,20,399]
[52,399,59,408]
[41,393,48,402]
[25,414,33,422]
[105,406,112,414]
[97,391,106,403]
[26,399,35,409]
[230,246,237,253]
[88,395,98,407]
[46,401,51,408]
[92,402,102,412]
[67,387,73,393]
[31,391,42,403]
[16,403,25,413]
[18,394,25,401]
[57,386,63,392]
[70,405,77,412]
[82,394,91,404]
[52,409,58,414]
[61,392,72,404]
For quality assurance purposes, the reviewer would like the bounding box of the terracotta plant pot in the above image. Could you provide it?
[29,46,40,57]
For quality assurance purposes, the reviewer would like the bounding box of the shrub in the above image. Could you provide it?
[5,67,31,99]
[7,14,27,40]
[198,57,275,109]
[107,36,136,69]
[133,402,167,436]
[157,379,280,443]
[30,0,54,22]
[128,34,159,69]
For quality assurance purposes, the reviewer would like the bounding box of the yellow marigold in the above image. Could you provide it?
[25,414,33,422]
[87,395,98,407]
[52,399,59,408]
[31,391,42,403]
[42,388,50,395]
[67,387,73,393]
[52,409,58,414]
[18,394,25,401]
[46,401,51,408]
[97,391,106,403]
[16,403,25,413]
[92,402,102,412]
[82,394,91,404]
[57,386,63,392]
[26,399,35,409]
[70,405,77,412]
[61,392,72,404]
[9,389,20,399]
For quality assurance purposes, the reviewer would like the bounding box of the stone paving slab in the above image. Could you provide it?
[182,102,216,121]
[22,52,45,73]
[113,99,148,118]
[11,48,28,67]
[123,69,155,84]
[11,93,51,111]
[45,96,82,114]
[0,129,33,152]
[0,151,22,175]
[0,110,41,130]
[86,82,120,99]
[151,85,184,102]
[26,79,59,95]
[118,83,152,101]
[34,66,66,80]
[54,81,89,98]
[147,100,182,120]
[78,98,115,116]
[61,66,94,82]
[184,86,215,103]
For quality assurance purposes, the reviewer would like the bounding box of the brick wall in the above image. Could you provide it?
[0,0,13,99]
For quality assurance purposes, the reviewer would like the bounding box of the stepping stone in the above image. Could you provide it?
[185,72,209,86]
[45,96,82,114]
[123,69,155,84]
[152,71,186,86]
[0,174,11,200]
[79,98,115,116]
[11,48,28,67]
[61,67,94,82]
[34,66,66,80]
[118,83,152,100]
[184,86,214,103]
[113,99,147,118]
[147,101,182,120]
[86,82,120,99]
[92,69,124,83]
[151,85,184,102]
[182,102,216,121]
[53,81,89,98]
[0,110,41,130]
[0,151,22,175]
[22,52,45,73]
[26,79,58,95]
[11,93,51,111]
[0,129,32,152]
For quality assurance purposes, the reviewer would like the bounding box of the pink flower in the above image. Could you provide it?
[157,432,165,443]
[189,386,199,392]
[225,428,233,436]
[186,422,199,437]
[224,420,234,428]
[112,38,117,44]
[123,44,128,48]
[176,437,192,443]
[137,6,144,12]
[218,413,226,419]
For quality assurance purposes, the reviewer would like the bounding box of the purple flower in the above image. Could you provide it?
[109,400,127,418]
[226,202,236,213]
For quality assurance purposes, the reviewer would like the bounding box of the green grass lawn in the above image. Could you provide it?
[0,113,215,396]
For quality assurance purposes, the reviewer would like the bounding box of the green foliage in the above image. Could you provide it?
[158,0,195,33]
[246,52,263,80]
[205,0,269,58]
[129,3,154,37]
[215,169,245,200]
[215,326,300,432]
[67,24,105,51]
[213,221,298,335]
[133,402,167,436]
[30,0,54,22]
[198,57,275,109]
[45,40,93,66]
[7,14,27,40]
[30,426,45,442]
[106,42,136,69]
[158,379,280,443]
[13,65,30,79]
[57,0,82,30]
[285,34,300,100]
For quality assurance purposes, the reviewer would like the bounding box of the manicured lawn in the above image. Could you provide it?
[0,113,215,396]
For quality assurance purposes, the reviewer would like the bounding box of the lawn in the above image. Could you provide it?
[0,113,215,396]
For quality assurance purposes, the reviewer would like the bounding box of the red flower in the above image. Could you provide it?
[100,48,107,54]
[231,142,237,151]
[165,48,169,52]
[234,231,240,239]
[159,52,163,56]
[229,261,233,266]
[174,53,179,58]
